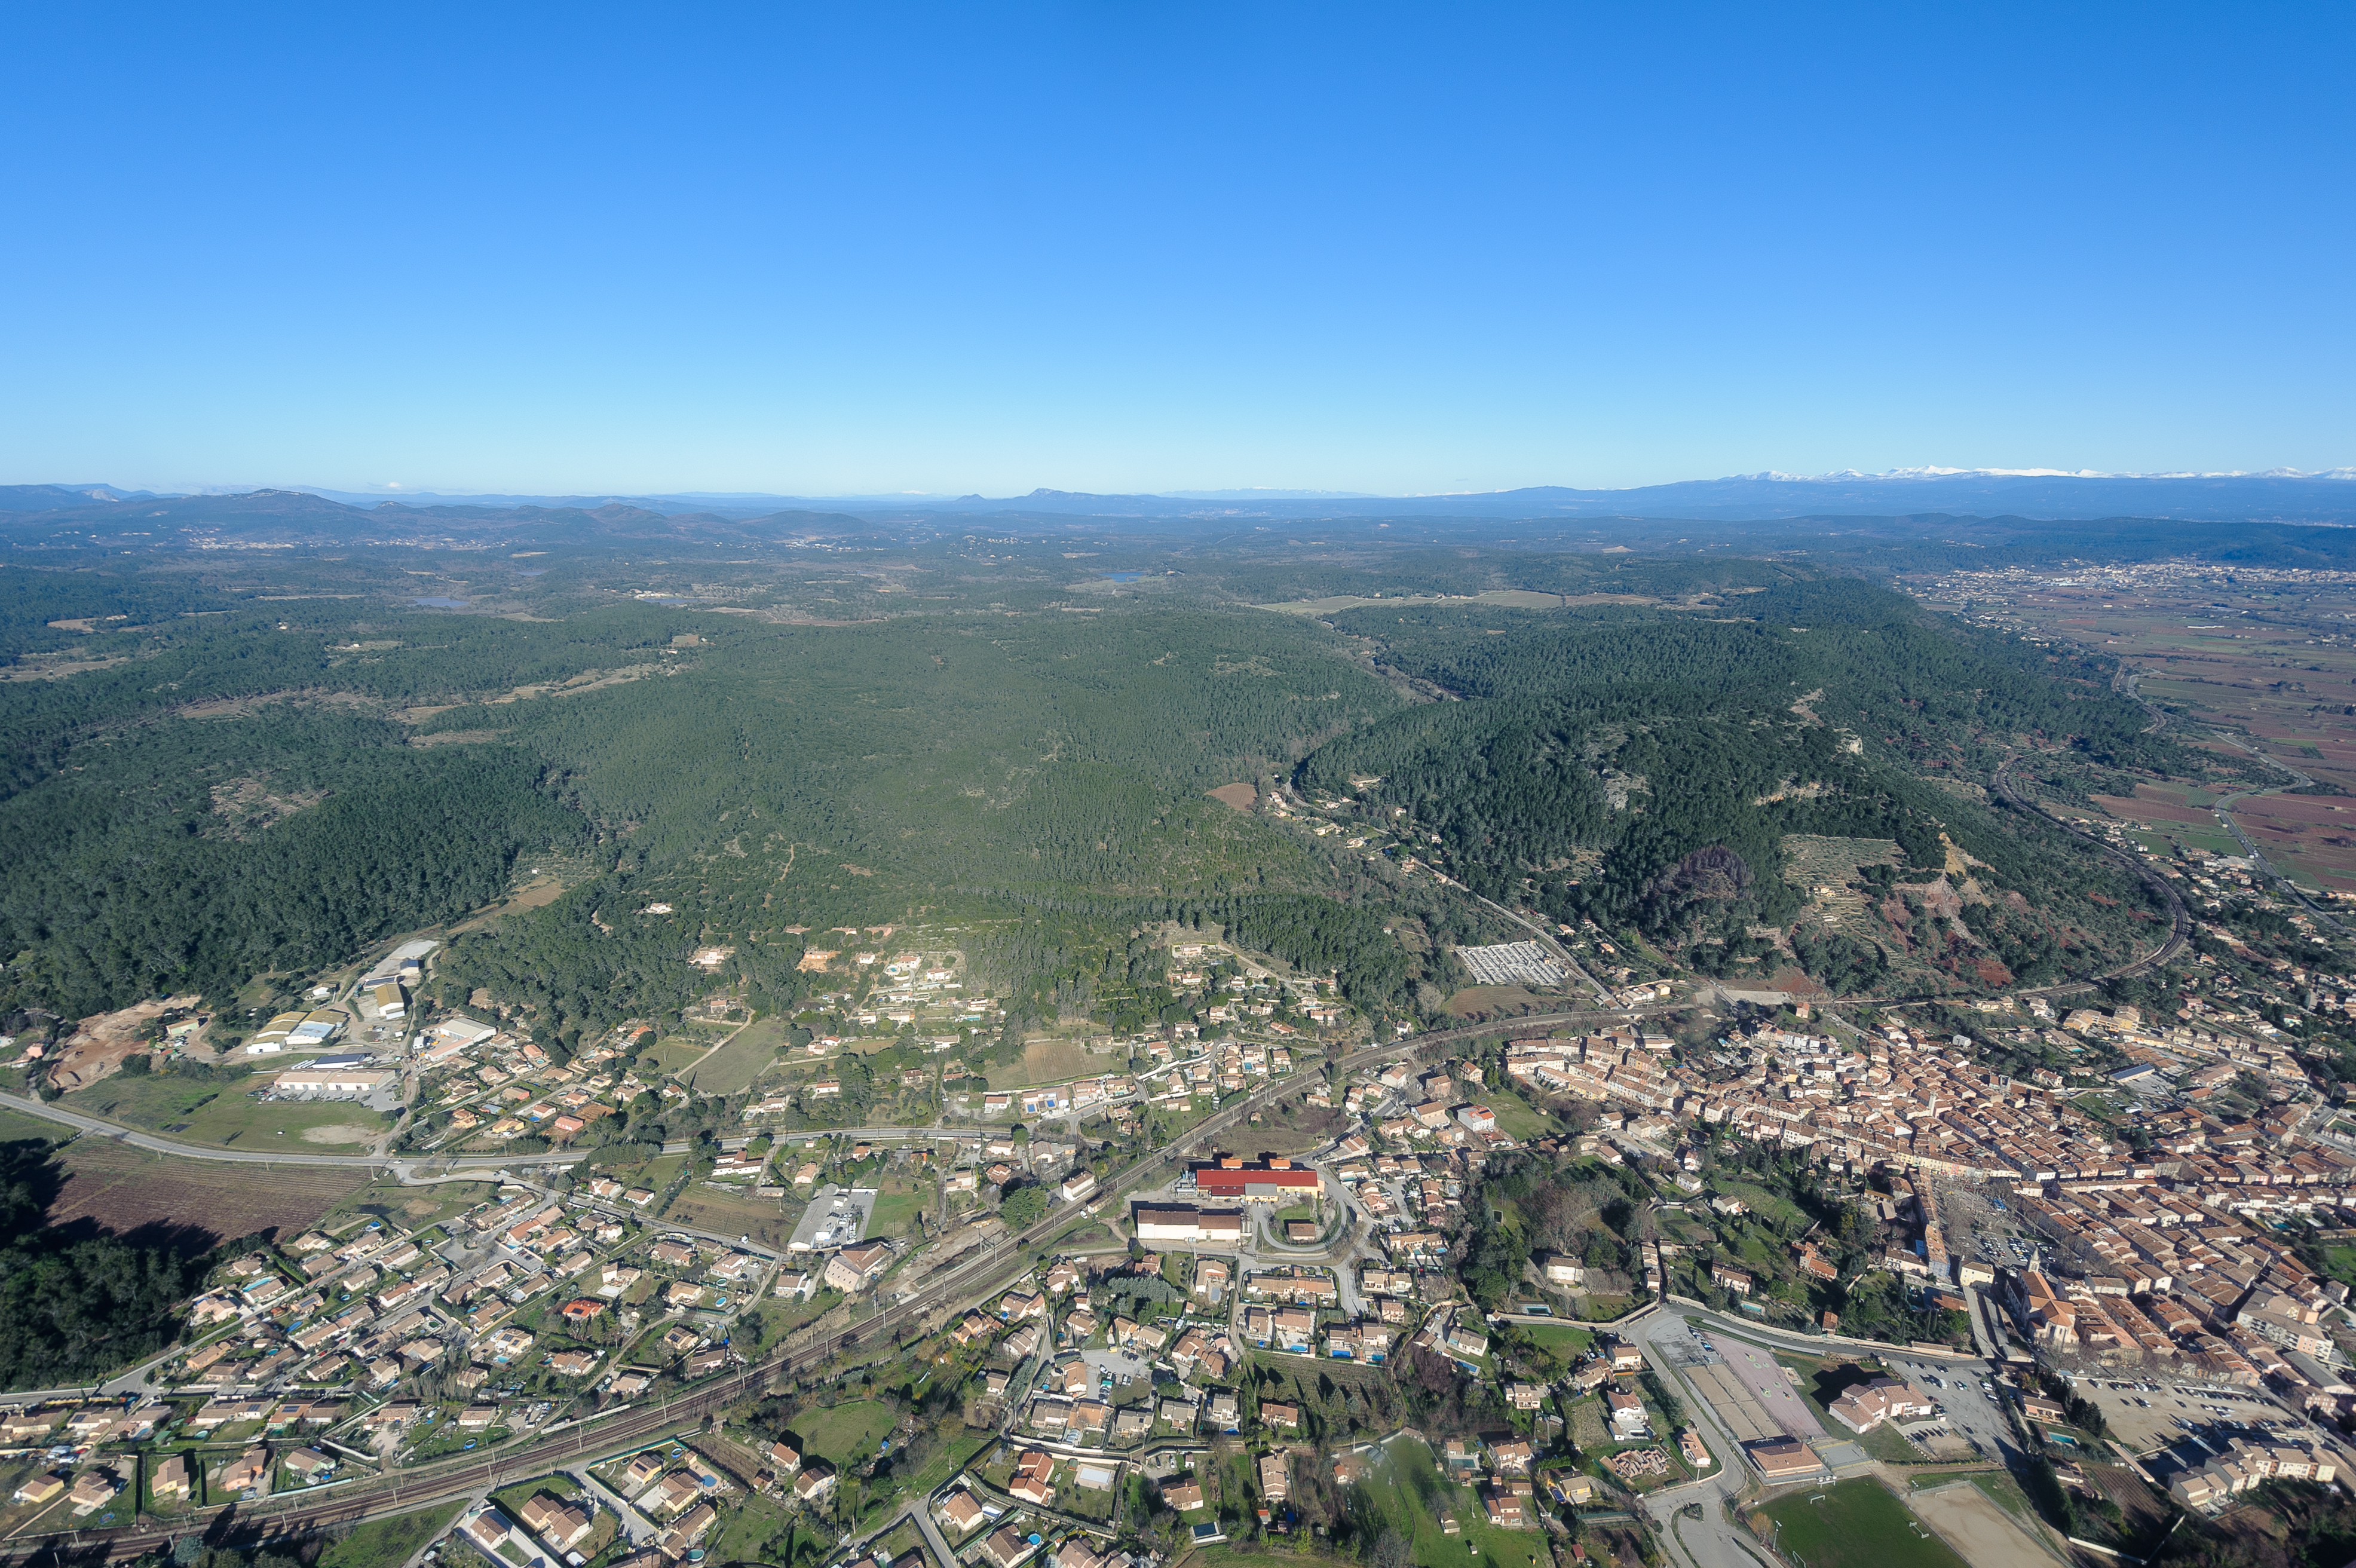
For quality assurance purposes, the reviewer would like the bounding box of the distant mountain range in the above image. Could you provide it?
[3,468,2352,552]
[905,470,2356,521]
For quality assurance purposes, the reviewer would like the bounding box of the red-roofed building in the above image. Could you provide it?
[1189,1157,1321,1203]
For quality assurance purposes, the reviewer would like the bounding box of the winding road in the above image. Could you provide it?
[1990,752,2193,981]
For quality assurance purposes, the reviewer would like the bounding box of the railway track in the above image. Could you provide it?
[10,767,2192,1564]
[1991,752,2192,979]
[8,1023,1531,1567]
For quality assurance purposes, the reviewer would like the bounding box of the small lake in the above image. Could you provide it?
[412,596,467,608]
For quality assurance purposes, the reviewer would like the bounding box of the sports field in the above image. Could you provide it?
[1757,1479,1969,1568]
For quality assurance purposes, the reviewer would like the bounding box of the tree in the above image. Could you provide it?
[1001,1185,1049,1228]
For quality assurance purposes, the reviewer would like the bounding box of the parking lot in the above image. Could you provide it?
[1078,1345,1154,1390]
[2072,1373,2303,1456]
[786,1184,877,1251]
[1857,1352,2011,1465]
[1652,1320,1827,1441]
[1942,1184,2048,1276]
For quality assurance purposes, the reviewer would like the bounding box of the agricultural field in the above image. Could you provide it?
[986,1035,1110,1089]
[1755,1478,1970,1568]
[58,1073,237,1130]
[320,1177,501,1231]
[1445,984,1546,1016]
[638,1024,734,1077]
[1920,568,2356,890]
[0,1105,65,1144]
[686,1017,788,1093]
[44,1138,367,1244]
[1229,1109,1348,1159]
[663,1184,799,1250]
[604,1151,690,1195]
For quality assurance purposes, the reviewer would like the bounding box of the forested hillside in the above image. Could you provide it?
[0,1135,229,1388]
[1298,579,2175,987]
[0,572,1413,1032]
[2,725,585,1018]
[0,550,2170,1033]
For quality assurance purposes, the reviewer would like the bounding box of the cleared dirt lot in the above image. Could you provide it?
[48,996,200,1092]
[666,1184,802,1251]
[1908,1480,2059,1568]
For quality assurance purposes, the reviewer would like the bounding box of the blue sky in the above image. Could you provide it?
[4,4,2349,497]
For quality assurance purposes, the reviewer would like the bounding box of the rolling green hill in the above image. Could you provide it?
[0,556,2174,1042]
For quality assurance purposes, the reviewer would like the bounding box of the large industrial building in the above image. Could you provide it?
[1132,1204,1245,1245]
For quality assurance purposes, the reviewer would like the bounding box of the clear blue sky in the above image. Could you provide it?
[4,4,2349,497]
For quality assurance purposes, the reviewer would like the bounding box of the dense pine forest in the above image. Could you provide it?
[1294,578,2179,967]
[0,544,2170,1041]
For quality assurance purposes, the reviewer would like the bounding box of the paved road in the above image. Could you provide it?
[565,1465,657,1546]
[0,970,2071,1563]
[741,1021,1517,1377]
[0,1091,580,1172]
[397,1487,492,1568]
[1,1336,201,1405]
[841,1492,964,1568]
[1630,1314,1764,1568]
[1633,1298,2025,1568]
